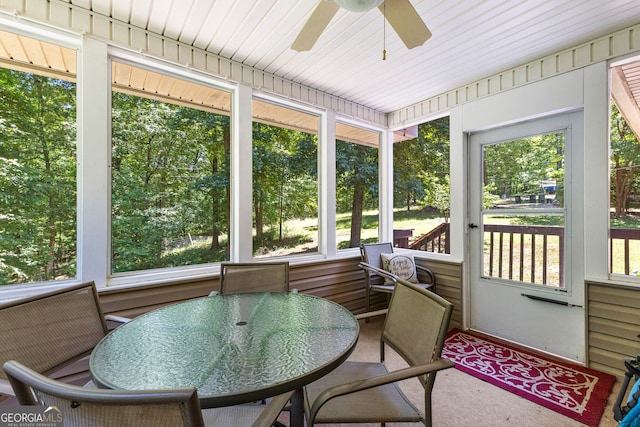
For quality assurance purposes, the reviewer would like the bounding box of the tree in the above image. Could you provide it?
[610,102,640,217]
[176,109,230,252]
[252,122,317,250]
[0,70,76,284]
[482,133,564,205]
[336,141,378,247]
[111,93,231,272]
[393,117,450,213]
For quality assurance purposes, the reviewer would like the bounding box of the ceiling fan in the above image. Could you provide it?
[291,0,431,52]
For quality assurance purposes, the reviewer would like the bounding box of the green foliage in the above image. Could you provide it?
[335,139,379,247]
[482,133,564,202]
[393,117,450,214]
[111,93,231,272]
[0,69,452,283]
[482,182,501,210]
[335,140,378,212]
[0,70,76,285]
[252,121,318,250]
[610,102,640,216]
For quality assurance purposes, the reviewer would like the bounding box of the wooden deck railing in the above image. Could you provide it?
[483,224,564,286]
[410,222,450,253]
[610,227,640,275]
[409,223,640,282]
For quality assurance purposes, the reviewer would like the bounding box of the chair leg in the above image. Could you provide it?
[365,284,370,323]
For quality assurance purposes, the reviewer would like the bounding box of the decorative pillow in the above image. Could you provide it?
[380,252,418,284]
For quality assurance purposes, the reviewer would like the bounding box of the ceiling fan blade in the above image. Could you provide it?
[379,0,431,49]
[291,1,340,51]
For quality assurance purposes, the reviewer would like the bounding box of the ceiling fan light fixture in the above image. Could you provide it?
[334,0,384,13]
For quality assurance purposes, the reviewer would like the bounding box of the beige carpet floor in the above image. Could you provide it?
[294,316,621,427]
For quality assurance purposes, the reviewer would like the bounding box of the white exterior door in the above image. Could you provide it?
[467,111,586,362]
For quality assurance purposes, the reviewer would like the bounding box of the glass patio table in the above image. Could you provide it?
[89,292,359,427]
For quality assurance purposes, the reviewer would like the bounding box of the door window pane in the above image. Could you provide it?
[0,33,77,285]
[481,132,565,288]
[483,214,565,287]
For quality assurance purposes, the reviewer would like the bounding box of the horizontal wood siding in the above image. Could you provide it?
[288,257,383,313]
[98,257,392,318]
[99,276,220,319]
[99,257,462,324]
[587,280,640,379]
[415,257,463,330]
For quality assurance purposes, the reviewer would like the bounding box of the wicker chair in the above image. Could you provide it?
[4,360,292,427]
[0,281,128,397]
[304,278,453,427]
[210,262,294,295]
[359,242,435,314]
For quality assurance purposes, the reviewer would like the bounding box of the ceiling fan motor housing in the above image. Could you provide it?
[335,0,385,13]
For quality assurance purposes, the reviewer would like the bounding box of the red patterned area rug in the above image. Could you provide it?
[442,329,616,427]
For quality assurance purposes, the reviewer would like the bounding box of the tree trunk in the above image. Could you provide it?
[35,79,56,279]
[279,181,284,241]
[255,194,263,241]
[210,153,220,250]
[349,178,365,248]
[224,124,231,257]
[209,124,231,251]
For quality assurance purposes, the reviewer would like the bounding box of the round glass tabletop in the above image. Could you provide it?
[90,292,359,407]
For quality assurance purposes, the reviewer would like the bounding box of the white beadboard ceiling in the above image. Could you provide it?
[61,0,640,114]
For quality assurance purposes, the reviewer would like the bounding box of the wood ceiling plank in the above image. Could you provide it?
[129,0,154,30]
[1,32,27,63]
[141,69,162,93]
[66,0,640,113]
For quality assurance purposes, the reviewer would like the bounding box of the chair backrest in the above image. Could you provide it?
[360,242,394,270]
[4,360,205,427]
[219,262,290,294]
[381,278,452,391]
[0,282,108,381]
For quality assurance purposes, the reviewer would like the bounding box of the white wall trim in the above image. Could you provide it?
[77,37,109,287]
[388,23,640,127]
[5,0,386,127]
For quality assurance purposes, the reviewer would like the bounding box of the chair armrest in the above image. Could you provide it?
[252,390,295,427]
[104,314,131,324]
[415,264,435,285]
[0,378,15,396]
[307,358,454,424]
[354,309,388,320]
[357,262,397,283]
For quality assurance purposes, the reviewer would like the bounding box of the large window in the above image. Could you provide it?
[0,31,77,285]
[111,61,232,273]
[252,99,319,257]
[610,56,640,278]
[335,122,379,249]
[392,116,450,253]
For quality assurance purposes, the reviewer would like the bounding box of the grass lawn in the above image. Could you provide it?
[161,207,640,279]
[336,208,447,249]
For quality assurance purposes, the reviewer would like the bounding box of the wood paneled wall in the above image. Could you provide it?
[99,256,464,329]
[415,257,463,330]
[587,280,640,379]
